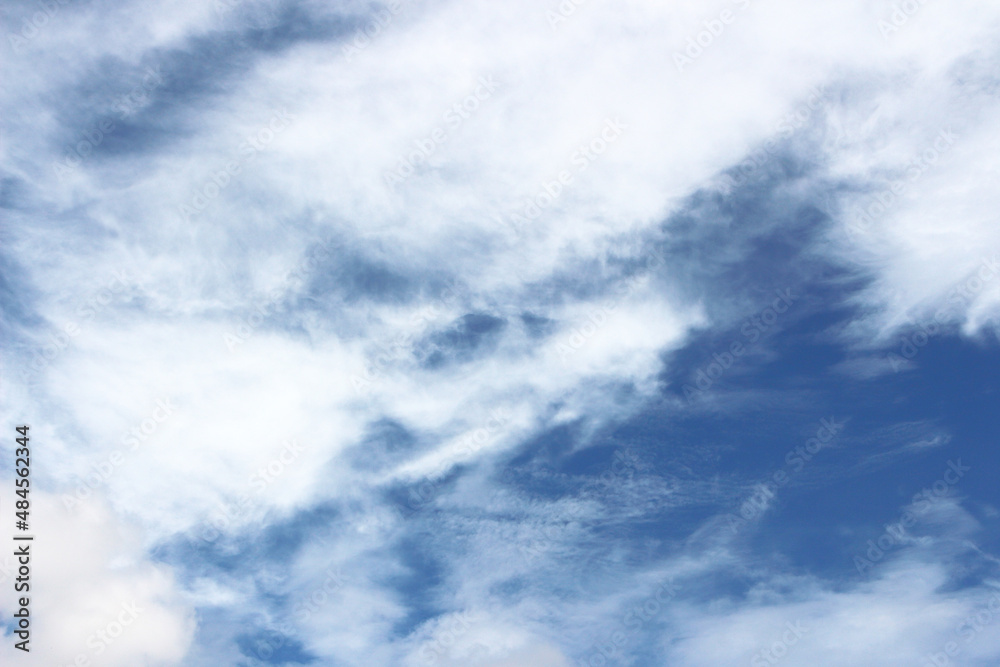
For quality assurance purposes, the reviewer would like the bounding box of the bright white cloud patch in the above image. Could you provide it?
[0,494,193,665]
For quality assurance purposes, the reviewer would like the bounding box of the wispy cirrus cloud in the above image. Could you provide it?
[3,0,1000,665]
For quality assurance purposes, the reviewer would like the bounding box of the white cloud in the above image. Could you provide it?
[0,494,193,666]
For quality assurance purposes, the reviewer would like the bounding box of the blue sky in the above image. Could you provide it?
[2,0,1000,665]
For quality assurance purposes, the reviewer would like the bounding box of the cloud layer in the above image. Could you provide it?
[2,0,1000,664]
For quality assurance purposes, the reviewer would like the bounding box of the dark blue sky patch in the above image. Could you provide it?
[653,329,1000,585]
[646,153,833,327]
[348,418,419,473]
[505,421,581,478]
[308,251,415,304]
[236,629,316,665]
[419,312,505,369]
[520,311,556,338]
[384,536,447,639]
[0,247,47,342]
[153,502,342,581]
[0,175,32,210]
[49,3,362,162]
